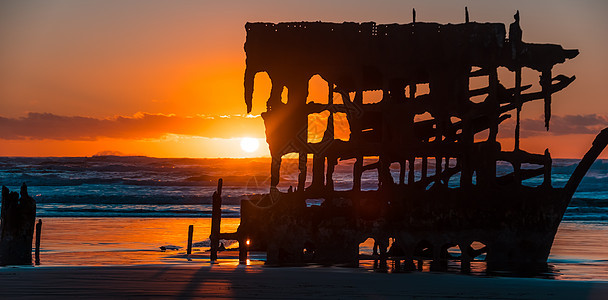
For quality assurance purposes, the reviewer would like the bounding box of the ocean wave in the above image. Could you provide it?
[36,203,241,218]
[30,194,250,205]
[569,198,608,208]
[2,157,608,221]
[562,214,608,222]
[0,172,271,188]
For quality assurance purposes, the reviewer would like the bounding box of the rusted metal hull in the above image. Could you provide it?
[236,185,569,271]
[211,128,608,270]
[210,14,608,272]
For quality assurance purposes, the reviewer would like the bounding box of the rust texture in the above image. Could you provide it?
[214,12,608,272]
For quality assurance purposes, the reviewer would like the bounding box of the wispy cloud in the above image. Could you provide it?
[0,112,264,140]
[1,113,606,142]
[499,114,608,138]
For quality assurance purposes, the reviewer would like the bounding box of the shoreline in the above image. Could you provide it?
[1,264,607,299]
[28,217,608,281]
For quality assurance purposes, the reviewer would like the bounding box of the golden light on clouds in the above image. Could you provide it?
[0,1,607,158]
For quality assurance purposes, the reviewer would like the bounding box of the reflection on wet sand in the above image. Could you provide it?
[34,218,608,280]
[36,218,241,266]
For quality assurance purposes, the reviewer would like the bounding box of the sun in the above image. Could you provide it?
[240,137,260,153]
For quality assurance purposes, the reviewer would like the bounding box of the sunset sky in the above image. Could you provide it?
[1,0,607,158]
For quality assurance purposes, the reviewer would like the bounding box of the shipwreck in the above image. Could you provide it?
[210,11,608,272]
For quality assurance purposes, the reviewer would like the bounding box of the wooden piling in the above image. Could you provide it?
[187,225,194,256]
[35,219,42,265]
[421,156,428,179]
[353,156,363,191]
[0,184,36,266]
[408,157,415,185]
[399,160,406,185]
[239,238,248,264]
[210,178,223,261]
[460,243,471,273]
[378,239,388,270]
[544,149,552,186]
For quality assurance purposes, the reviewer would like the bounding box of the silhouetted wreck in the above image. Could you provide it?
[211,11,608,272]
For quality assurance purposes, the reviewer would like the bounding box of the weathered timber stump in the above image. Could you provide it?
[0,184,36,265]
[210,178,223,261]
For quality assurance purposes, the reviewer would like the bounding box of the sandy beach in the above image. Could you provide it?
[0,214,604,300]
[0,217,605,299]
[1,264,607,299]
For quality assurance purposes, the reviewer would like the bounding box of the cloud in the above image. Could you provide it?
[0,112,265,140]
[1,112,606,142]
[499,114,608,138]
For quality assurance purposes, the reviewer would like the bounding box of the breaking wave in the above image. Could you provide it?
[1,156,607,219]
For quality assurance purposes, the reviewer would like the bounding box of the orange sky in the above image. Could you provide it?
[1,0,607,158]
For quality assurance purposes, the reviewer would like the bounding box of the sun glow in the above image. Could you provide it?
[240,137,260,153]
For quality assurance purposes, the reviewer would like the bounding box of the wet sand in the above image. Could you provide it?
[1,264,607,299]
[2,217,606,298]
[32,218,608,280]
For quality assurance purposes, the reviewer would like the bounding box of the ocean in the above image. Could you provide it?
[0,156,607,280]
[1,156,607,221]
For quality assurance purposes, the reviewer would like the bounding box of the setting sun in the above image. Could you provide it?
[240,137,260,153]
[0,2,607,297]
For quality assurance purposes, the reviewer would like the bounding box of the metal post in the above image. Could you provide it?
[239,238,248,264]
[35,219,42,265]
[210,178,223,261]
[187,225,193,256]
